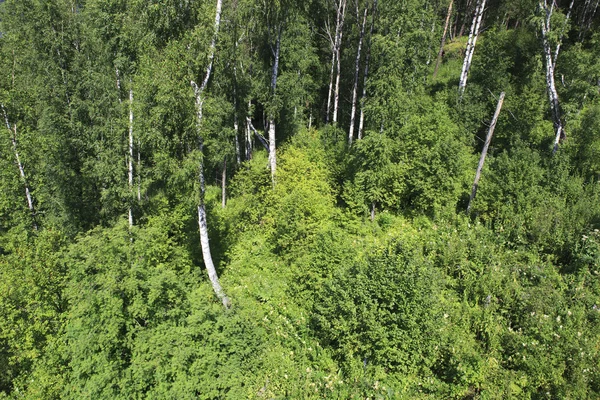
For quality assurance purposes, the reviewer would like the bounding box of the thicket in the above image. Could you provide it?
[0,0,599,398]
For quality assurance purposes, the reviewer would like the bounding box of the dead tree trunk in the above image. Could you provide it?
[467,92,504,213]
[348,5,368,145]
[458,0,486,98]
[433,0,454,80]
[2,105,37,230]
[190,0,230,308]
[268,27,282,185]
[358,0,377,140]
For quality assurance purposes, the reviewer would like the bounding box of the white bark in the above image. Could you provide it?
[190,0,230,308]
[333,0,347,125]
[467,92,504,213]
[222,158,226,208]
[539,0,565,153]
[326,0,347,123]
[552,0,574,67]
[2,105,37,230]
[348,5,368,145]
[458,0,486,97]
[268,28,282,185]
[433,0,454,80]
[246,99,253,160]
[128,88,134,228]
[358,0,377,140]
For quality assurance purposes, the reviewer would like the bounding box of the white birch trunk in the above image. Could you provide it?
[190,0,230,308]
[358,0,377,140]
[222,158,226,208]
[333,0,347,125]
[467,92,504,213]
[348,6,368,145]
[268,28,282,185]
[326,0,346,123]
[539,0,565,153]
[552,0,574,67]
[128,88,134,228]
[246,99,253,160]
[2,105,37,230]
[458,0,486,97]
[433,0,454,80]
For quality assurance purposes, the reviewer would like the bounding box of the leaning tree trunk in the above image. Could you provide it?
[268,27,282,185]
[467,92,504,214]
[1,105,37,230]
[458,0,486,98]
[433,0,454,80]
[348,5,368,145]
[190,0,230,308]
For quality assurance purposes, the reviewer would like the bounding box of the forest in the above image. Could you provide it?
[0,0,599,398]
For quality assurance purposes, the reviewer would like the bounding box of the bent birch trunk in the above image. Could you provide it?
[190,0,230,308]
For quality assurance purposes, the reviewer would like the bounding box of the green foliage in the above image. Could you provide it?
[2,0,600,398]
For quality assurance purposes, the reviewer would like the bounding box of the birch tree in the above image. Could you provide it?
[348,4,368,145]
[539,0,568,153]
[267,26,282,185]
[458,0,486,97]
[326,0,347,124]
[358,0,377,140]
[1,105,37,230]
[190,0,231,308]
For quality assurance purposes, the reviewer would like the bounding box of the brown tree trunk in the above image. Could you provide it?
[433,0,453,80]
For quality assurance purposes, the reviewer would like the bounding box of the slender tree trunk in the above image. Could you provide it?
[2,105,37,230]
[233,40,241,165]
[467,92,504,213]
[326,0,346,123]
[246,99,253,161]
[222,158,227,208]
[348,6,368,145]
[433,0,454,80]
[137,137,141,202]
[553,0,574,67]
[458,0,486,98]
[358,0,377,140]
[190,0,230,308]
[128,88,134,228]
[539,0,565,153]
[268,27,282,185]
[333,0,347,125]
